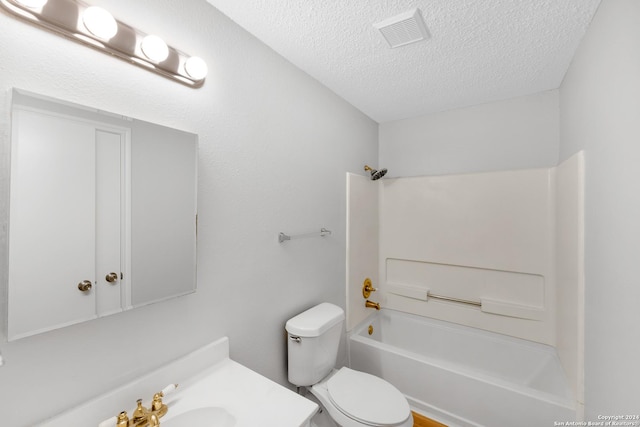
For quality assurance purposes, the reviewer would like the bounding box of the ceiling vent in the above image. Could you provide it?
[374,9,430,48]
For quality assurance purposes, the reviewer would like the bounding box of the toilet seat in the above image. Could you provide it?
[326,367,411,426]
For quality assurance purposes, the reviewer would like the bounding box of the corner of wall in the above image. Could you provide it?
[0,91,10,344]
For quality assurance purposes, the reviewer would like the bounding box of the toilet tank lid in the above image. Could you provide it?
[286,303,345,337]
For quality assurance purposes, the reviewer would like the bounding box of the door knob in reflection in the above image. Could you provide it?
[77,280,92,292]
[105,272,118,283]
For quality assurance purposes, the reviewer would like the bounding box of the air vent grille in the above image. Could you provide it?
[374,9,430,48]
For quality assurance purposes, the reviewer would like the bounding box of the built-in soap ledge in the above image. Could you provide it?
[386,282,544,321]
[480,298,544,321]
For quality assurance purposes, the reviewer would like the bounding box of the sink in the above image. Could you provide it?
[162,407,236,427]
[49,339,318,427]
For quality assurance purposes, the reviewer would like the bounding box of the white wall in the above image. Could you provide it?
[379,90,559,177]
[0,0,377,425]
[560,0,640,417]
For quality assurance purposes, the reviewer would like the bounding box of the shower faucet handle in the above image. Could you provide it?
[362,278,377,298]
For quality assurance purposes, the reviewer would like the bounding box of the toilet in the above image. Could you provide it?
[286,303,413,427]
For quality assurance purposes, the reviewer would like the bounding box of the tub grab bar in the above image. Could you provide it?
[387,283,544,320]
[428,292,481,307]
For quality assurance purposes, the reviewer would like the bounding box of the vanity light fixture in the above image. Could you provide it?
[14,0,46,7]
[141,34,169,62]
[184,56,208,80]
[0,0,208,87]
[81,6,118,40]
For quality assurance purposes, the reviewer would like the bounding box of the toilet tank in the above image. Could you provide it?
[286,303,345,387]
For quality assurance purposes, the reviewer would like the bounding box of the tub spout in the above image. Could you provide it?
[365,300,380,310]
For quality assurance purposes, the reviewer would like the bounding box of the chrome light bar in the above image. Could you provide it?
[0,0,208,87]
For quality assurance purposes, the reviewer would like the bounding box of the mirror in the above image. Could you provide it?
[7,89,198,341]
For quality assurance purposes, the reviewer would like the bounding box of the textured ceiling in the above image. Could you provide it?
[206,0,601,123]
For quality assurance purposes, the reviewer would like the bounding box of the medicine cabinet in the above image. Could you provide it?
[7,89,198,340]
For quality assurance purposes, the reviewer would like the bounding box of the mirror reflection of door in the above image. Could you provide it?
[7,89,198,341]
[8,107,128,340]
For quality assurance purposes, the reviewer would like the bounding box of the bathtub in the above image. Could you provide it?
[348,309,575,427]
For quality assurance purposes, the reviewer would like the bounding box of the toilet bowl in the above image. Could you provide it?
[286,303,412,427]
[310,368,412,427]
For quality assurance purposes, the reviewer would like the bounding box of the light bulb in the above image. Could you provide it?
[141,35,169,62]
[184,56,208,80]
[14,0,48,8]
[82,6,118,40]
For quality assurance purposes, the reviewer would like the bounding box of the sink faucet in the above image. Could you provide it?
[114,386,175,427]
[148,414,159,427]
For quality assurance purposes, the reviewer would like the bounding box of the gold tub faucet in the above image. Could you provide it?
[365,300,381,310]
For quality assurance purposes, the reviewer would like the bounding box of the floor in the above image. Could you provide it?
[412,411,448,427]
[309,405,447,427]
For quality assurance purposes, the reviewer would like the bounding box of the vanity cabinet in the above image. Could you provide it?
[8,106,128,340]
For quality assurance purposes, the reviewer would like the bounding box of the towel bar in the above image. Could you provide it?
[278,228,331,243]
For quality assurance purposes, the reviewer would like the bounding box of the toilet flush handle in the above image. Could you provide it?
[289,335,301,343]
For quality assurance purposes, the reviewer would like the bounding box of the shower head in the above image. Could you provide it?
[364,165,387,180]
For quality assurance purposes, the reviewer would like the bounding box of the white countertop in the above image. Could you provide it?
[38,337,318,427]
[163,358,318,426]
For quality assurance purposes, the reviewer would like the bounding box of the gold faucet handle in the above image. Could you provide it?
[151,392,169,418]
[151,392,163,411]
[132,399,149,422]
[160,383,178,397]
[362,278,377,298]
[115,411,129,427]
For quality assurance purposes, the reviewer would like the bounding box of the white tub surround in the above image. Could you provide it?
[347,152,585,346]
[349,310,575,427]
[346,173,380,331]
[38,337,318,427]
[346,153,585,420]
[378,166,555,345]
[555,151,585,412]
